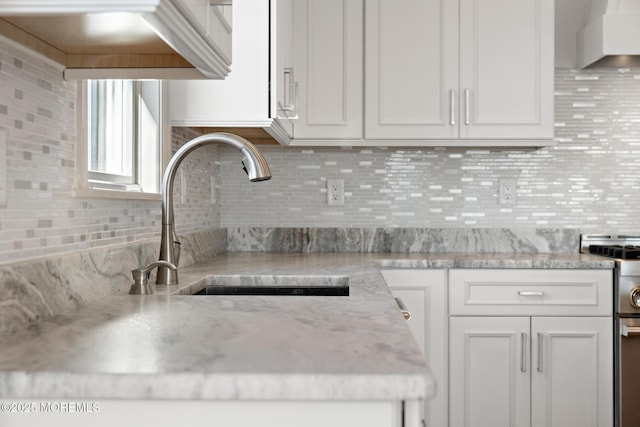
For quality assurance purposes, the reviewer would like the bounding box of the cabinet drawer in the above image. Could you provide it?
[449,269,612,316]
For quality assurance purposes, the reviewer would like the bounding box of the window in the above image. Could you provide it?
[75,79,169,199]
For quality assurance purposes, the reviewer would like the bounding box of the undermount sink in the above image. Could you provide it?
[192,275,350,296]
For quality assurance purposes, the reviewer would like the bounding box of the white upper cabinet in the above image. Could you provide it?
[273,0,296,139]
[365,0,555,145]
[168,0,555,146]
[458,0,554,140]
[291,0,363,140]
[0,0,233,79]
[169,0,293,143]
[365,0,458,140]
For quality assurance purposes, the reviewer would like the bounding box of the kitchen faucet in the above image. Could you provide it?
[151,132,271,288]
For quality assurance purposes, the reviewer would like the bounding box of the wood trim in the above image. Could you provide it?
[0,18,194,71]
[65,54,193,69]
[194,127,280,145]
[0,18,67,65]
[0,0,232,79]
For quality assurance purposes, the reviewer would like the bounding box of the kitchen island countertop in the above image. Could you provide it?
[0,252,612,402]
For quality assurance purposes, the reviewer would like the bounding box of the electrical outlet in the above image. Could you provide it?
[327,179,344,206]
[499,178,517,205]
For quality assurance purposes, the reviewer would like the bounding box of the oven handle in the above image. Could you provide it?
[620,319,640,337]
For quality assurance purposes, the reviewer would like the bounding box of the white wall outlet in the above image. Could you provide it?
[499,178,517,205]
[327,179,344,206]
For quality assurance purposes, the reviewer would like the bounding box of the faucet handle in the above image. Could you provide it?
[130,261,177,295]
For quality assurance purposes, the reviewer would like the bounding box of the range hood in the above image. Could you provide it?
[578,0,640,68]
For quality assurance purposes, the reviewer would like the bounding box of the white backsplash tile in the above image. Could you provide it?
[2,30,640,265]
[0,39,220,264]
[219,68,640,232]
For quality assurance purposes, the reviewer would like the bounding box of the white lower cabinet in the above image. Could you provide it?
[0,400,407,427]
[449,269,613,427]
[531,317,612,427]
[381,269,448,427]
[449,316,531,427]
[449,316,612,427]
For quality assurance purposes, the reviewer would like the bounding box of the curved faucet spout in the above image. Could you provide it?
[156,132,271,285]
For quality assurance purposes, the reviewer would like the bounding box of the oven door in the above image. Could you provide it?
[618,317,640,427]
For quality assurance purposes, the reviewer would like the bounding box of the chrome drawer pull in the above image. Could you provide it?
[395,297,411,320]
[537,333,543,373]
[521,332,528,373]
[450,89,456,125]
[518,290,545,297]
[464,89,470,125]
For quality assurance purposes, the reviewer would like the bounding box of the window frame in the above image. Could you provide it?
[74,79,171,201]
[86,79,138,189]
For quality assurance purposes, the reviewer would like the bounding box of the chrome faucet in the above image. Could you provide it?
[155,132,271,286]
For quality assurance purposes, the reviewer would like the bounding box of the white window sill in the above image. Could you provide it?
[72,186,161,201]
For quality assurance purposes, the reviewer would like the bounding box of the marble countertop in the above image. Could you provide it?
[0,252,612,402]
[374,251,614,269]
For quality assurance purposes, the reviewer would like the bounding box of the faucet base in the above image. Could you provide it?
[129,283,154,295]
[156,265,179,285]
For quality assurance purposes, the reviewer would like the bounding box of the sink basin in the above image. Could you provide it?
[193,275,349,296]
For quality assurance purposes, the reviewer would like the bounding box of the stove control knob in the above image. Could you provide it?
[630,287,640,309]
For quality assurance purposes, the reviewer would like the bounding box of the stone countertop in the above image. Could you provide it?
[0,253,431,402]
[374,251,614,269]
[0,252,612,402]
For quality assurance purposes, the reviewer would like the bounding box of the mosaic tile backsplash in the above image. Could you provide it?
[0,38,219,264]
[2,34,640,266]
[220,68,640,231]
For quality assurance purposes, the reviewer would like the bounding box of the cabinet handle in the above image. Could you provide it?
[521,332,527,373]
[450,89,456,125]
[278,68,299,120]
[283,68,293,110]
[395,297,411,320]
[518,290,545,297]
[537,333,543,373]
[282,68,298,111]
[464,89,470,125]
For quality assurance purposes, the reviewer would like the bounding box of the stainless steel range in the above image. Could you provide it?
[580,234,640,427]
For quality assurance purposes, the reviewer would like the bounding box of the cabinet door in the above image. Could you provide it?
[364,0,459,139]
[531,317,613,427]
[383,269,447,427]
[292,0,363,139]
[169,0,269,125]
[449,316,531,427]
[2,400,402,427]
[271,0,295,138]
[458,0,554,139]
